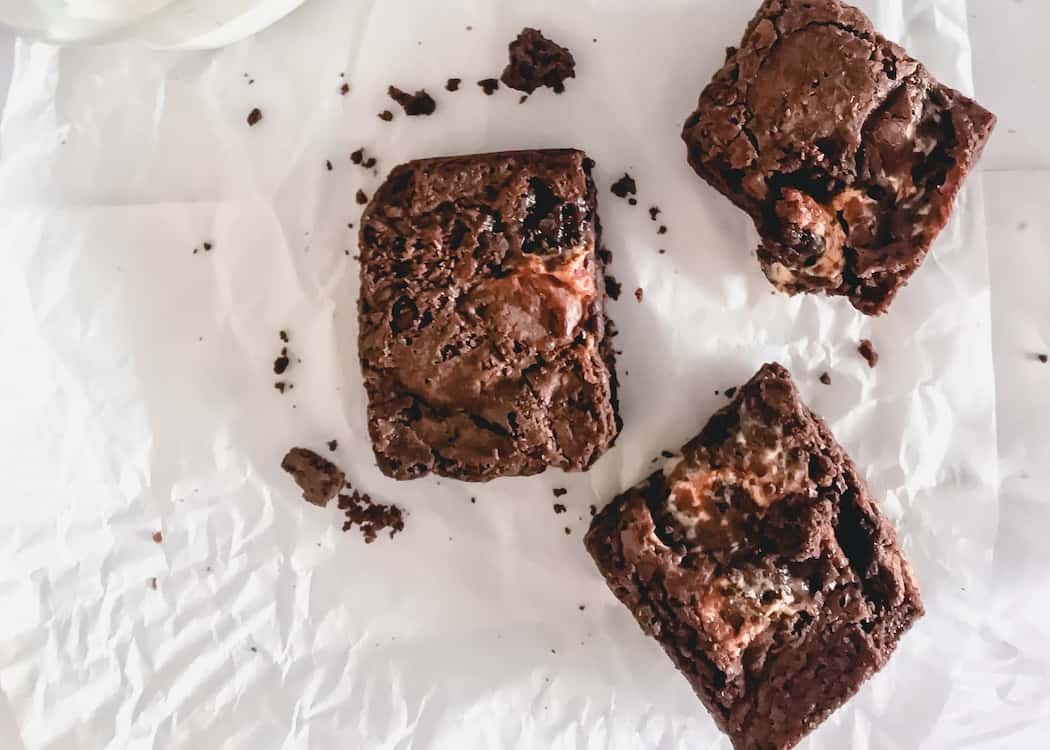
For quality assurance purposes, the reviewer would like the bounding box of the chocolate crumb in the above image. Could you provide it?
[281,447,346,507]
[724,386,738,399]
[649,207,661,221]
[273,354,289,375]
[446,78,461,92]
[387,86,436,116]
[279,330,289,343]
[152,531,163,544]
[553,487,568,498]
[634,287,644,303]
[589,504,597,517]
[378,110,394,122]
[610,174,637,199]
[351,148,364,165]
[478,78,500,95]
[356,189,369,205]
[274,382,287,393]
[604,275,622,301]
[501,28,577,94]
[553,503,567,514]
[327,440,338,452]
[340,82,350,96]
[337,490,405,543]
[820,372,832,385]
[246,108,263,126]
[858,339,880,368]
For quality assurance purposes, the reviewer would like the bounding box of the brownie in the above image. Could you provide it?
[500,28,576,95]
[681,0,995,315]
[358,149,620,482]
[585,363,922,750]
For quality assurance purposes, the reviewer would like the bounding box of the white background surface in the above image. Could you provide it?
[0,0,1047,747]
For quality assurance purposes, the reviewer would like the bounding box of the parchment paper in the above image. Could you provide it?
[0,0,999,747]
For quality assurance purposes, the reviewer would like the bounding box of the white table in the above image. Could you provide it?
[0,1,1046,746]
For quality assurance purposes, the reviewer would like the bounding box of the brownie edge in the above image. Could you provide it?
[358,149,620,482]
[585,363,922,750]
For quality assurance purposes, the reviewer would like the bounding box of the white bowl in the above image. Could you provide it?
[0,0,307,48]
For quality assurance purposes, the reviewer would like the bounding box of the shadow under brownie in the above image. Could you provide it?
[681,0,995,315]
[585,363,922,750]
[358,149,620,482]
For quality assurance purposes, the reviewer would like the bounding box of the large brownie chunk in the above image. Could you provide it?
[681,0,995,314]
[585,363,923,750]
[358,149,619,482]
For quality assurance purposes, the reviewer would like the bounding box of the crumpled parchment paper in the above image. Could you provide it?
[0,0,999,747]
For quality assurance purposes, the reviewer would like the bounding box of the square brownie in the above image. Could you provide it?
[358,149,620,482]
[585,363,923,750]
[681,0,995,315]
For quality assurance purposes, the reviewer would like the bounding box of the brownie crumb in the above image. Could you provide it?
[578,604,586,611]
[378,110,394,122]
[446,78,461,92]
[203,242,213,252]
[470,497,477,504]
[634,288,644,303]
[340,82,350,96]
[589,504,597,517]
[658,225,668,235]
[649,207,661,221]
[281,447,346,507]
[661,450,675,458]
[501,28,576,94]
[610,174,637,199]
[628,197,638,206]
[325,160,333,171]
[279,330,289,343]
[604,275,622,301]
[327,440,338,452]
[149,577,158,590]
[274,382,287,394]
[598,247,613,265]
[152,531,163,544]
[658,248,667,255]
[478,78,500,95]
[1038,354,1048,364]
[337,490,405,543]
[724,386,738,399]
[363,157,376,169]
[387,86,436,116]
[820,372,832,386]
[564,527,572,535]
[274,353,289,375]
[553,503,567,514]
[858,339,880,368]
[351,148,364,165]
[246,108,263,127]
[356,189,369,205]
[553,487,568,498]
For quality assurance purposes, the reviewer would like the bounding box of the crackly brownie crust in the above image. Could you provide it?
[358,149,620,482]
[681,0,995,314]
[585,363,922,750]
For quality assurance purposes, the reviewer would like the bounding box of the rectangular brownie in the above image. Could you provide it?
[585,363,922,750]
[681,0,995,315]
[358,149,620,482]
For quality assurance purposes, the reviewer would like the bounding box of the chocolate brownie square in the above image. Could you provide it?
[585,363,922,750]
[358,150,620,482]
[681,0,995,315]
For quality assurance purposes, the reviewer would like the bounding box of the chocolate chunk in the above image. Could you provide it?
[387,86,436,116]
[610,174,637,199]
[858,339,879,368]
[478,78,500,95]
[500,28,577,94]
[281,447,346,507]
[246,108,263,126]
